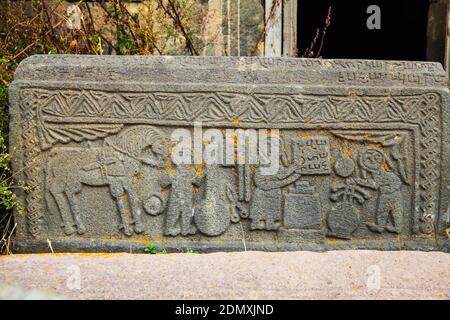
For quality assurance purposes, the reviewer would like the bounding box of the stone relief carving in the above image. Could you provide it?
[250,164,301,231]
[326,145,406,239]
[40,128,409,239]
[195,165,234,236]
[46,125,168,236]
[358,147,404,234]
[13,87,444,243]
[161,164,201,237]
[327,156,369,239]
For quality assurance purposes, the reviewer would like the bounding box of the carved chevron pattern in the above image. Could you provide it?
[36,89,436,124]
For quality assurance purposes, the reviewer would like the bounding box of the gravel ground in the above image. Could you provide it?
[0,250,449,300]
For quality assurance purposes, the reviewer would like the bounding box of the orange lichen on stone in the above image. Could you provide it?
[163,160,174,175]
[232,133,239,162]
[232,118,240,125]
[194,160,205,177]
[51,253,64,256]
[77,252,124,258]
[342,149,352,158]
[145,237,165,243]
[381,162,389,172]
[163,146,175,175]
[301,133,311,138]
[130,237,153,244]
[99,236,118,243]
[132,172,144,183]
[233,133,238,146]
[162,154,174,174]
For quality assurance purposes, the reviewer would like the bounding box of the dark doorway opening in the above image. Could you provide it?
[297,0,430,61]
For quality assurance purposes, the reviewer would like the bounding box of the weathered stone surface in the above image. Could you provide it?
[9,55,450,252]
[1,251,449,299]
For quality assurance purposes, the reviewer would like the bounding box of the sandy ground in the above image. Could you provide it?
[0,250,449,300]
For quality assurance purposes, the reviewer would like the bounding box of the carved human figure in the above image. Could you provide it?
[248,135,305,231]
[161,165,202,236]
[250,165,301,230]
[356,147,404,234]
[195,165,233,236]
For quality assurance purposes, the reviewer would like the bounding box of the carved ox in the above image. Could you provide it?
[45,126,168,236]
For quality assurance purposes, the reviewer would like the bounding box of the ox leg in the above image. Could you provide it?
[116,197,133,236]
[51,190,76,236]
[65,191,86,235]
[110,183,132,236]
[124,185,144,234]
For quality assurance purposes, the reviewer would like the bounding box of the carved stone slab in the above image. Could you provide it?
[9,55,450,252]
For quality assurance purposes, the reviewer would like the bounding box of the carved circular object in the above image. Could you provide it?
[239,207,249,219]
[230,210,240,223]
[359,147,385,171]
[419,217,434,234]
[143,193,165,216]
[333,157,355,178]
[419,223,433,235]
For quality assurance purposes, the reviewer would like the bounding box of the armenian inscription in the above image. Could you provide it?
[8,55,450,252]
